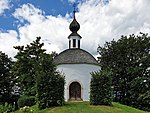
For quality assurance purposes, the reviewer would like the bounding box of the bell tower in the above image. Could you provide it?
[68,5,82,49]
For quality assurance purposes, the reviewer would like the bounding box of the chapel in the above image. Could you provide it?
[54,8,100,101]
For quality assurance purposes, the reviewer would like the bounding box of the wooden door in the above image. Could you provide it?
[69,82,81,100]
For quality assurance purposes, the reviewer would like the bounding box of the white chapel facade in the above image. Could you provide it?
[54,9,100,101]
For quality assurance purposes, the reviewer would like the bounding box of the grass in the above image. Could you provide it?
[14,102,150,113]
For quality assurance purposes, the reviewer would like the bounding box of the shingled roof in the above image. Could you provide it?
[54,48,98,65]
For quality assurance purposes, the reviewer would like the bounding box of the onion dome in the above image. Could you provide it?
[69,9,80,33]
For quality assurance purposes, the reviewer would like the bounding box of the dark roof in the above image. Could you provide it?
[54,48,98,65]
[68,32,82,39]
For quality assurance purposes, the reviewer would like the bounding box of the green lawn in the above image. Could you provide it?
[14,102,149,113]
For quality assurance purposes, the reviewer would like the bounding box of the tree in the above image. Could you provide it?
[12,37,65,109]
[0,51,13,104]
[12,37,46,96]
[97,33,150,110]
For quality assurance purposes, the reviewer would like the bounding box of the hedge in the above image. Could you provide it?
[37,71,65,110]
[90,69,112,105]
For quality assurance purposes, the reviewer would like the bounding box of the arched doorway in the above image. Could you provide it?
[69,82,82,101]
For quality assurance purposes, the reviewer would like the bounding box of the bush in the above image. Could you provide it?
[17,96,36,108]
[37,71,65,109]
[0,103,15,113]
[90,69,112,105]
[137,90,150,111]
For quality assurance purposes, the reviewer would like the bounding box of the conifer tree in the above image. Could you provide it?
[0,51,13,104]
[12,37,65,109]
[12,37,46,96]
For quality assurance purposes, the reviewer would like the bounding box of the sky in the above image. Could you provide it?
[0,0,150,59]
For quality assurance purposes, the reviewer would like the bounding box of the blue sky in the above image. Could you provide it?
[0,0,150,59]
[0,0,74,31]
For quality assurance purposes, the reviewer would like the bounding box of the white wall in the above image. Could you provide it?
[57,64,100,101]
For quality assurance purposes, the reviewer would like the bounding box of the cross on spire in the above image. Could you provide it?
[73,3,76,18]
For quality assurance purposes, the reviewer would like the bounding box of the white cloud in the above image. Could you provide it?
[77,0,150,55]
[1,0,150,59]
[0,30,18,58]
[13,3,45,24]
[13,3,70,54]
[68,0,76,3]
[0,0,10,15]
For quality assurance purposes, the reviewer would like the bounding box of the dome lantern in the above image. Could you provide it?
[68,4,82,49]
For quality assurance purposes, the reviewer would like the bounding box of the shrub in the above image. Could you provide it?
[17,96,36,108]
[37,71,65,109]
[0,103,15,113]
[137,90,150,111]
[90,69,112,105]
